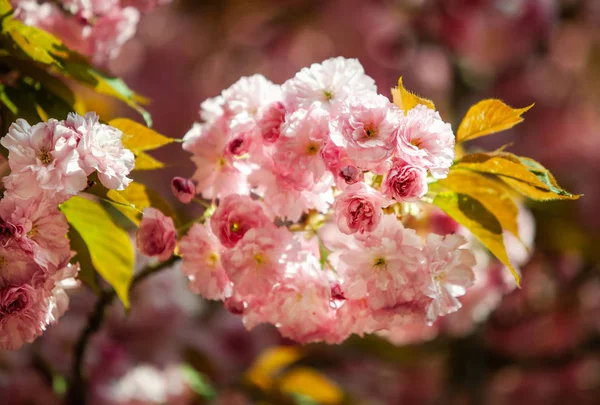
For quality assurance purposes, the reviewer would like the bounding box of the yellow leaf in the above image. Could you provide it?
[391,77,435,114]
[454,152,580,201]
[106,182,176,226]
[60,196,134,307]
[456,99,533,143]
[433,191,520,285]
[246,347,302,391]
[280,367,343,405]
[134,151,165,171]
[109,118,174,153]
[433,170,520,238]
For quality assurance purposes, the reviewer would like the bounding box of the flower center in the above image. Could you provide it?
[410,138,422,149]
[0,256,6,268]
[217,157,227,169]
[38,148,53,165]
[365,127,377,138]
[306,142,320,155]
[254,253,265,265]
[230,222,240,232]
[207,252,219,268]
[373,256,387,270]
[323,90,334,101]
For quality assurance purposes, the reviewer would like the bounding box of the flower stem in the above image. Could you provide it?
[67,255,180,405]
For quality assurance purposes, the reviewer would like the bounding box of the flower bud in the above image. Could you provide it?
[171,177,195,204]
[136,208,177,261]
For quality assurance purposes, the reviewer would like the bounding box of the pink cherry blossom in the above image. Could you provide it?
[271,107,330,190]
[221,227,293,296]
[0,245,45,287]
[0,266,74,351]
[0,194,71,270]
[335,94,403,167]
[183,119,252,199]
[282,57,377,112]
[179,222,232,301]
[68,112,135,190]
[136,208,177,261]
[421,234,476,323]
[257,101,286,143]
[333,182,388,236]
[170,177,196,204]
[338,215,424,310]
[222,74,282,118]
[242,252,337,344]
[210,195,272,248]
[1,118,86,201]
[396,105,455,179]
[381,158,428,202]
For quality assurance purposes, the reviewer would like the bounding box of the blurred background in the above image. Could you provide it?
[3,0,600,403]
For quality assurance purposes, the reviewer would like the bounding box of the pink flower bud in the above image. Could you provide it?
[171,177,195,204]
[381,159,428,202]
[136,208,177,261]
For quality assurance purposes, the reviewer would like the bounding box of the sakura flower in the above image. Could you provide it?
[210,195,272,248]
[338,215,424,310]
[335,94,403,167]
[221,227,293,296]
[1,118,86,201]
[333,182,388,236]
[396,105,455,179]
[179,222,232,300]
[271,107,330,190]
[68,112,134,190]
[136,208,177,261]
[0,245,45,287]
[222,74,282,118]
[0,194,71,270]
[171,177,196,204]
[183,119,252,199]
[282,57,377,112]
[242,253,337,344]
[381,158,428,202]
[421,234,476,323]
[0,278,72,351]
[257,101,286,143]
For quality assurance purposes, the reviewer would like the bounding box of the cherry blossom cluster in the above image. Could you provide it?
[11,0,173,64]
[178,57,476,344]
[0,112,134,350]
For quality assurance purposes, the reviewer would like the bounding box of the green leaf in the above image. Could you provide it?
[109,118,174,153]
[60,196,135,307]
[456,99,533,143]
[0,13,152,125]
[433,191,521,285]
[106,181,177,226]
[454,152,580,201]
[180,365,216,400]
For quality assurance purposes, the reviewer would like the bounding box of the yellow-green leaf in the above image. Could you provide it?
[433,170,520,238]
[433,191,520,285]
[246,346,303,391]
[109,118,174,153]
[391,77,435,114]
[106,181,176,226]
[1,13,152,125]
[456,99,533,143]
[279,367,343,405]
[60,196,134,307]
[134,151,165,171]
[454,152,580,201]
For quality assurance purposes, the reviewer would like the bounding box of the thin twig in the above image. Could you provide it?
[67,255,180,405]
